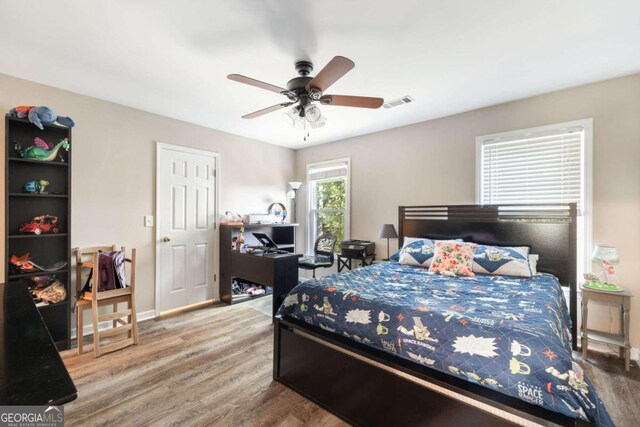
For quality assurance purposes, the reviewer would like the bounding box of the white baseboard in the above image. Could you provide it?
[71,309,156,339]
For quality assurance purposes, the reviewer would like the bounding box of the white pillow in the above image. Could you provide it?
[402,237,423,248]
[472,244,532,277]
[529,254,539,275]
[402,237,460,247]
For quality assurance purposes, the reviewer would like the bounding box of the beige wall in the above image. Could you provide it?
[295,73,640,348]
[0,73,295,314]
[3,71,639,347]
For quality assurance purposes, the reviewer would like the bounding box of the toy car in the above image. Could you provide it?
[19,215,60,235]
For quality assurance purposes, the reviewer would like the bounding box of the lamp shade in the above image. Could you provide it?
[288,181,303,190]
[378,224,398,239]
[592,245,619,263]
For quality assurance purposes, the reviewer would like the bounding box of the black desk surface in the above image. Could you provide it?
[0,282,77,405]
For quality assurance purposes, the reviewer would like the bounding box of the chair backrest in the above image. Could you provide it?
[127,248,136,293]
[314,235,337,265]
[92,248,136,297]
[75,245,119,294]
[74,245,136,296]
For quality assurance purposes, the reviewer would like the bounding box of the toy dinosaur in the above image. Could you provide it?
[7,106,74,130]
[15,138,69,161]
[38,179,50,193]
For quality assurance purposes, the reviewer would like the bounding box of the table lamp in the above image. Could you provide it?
[378,224,398,260]
[592,245,620,286]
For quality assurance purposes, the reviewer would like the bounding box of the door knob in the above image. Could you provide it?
[162,236,171,242]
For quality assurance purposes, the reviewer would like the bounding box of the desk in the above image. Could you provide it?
[220,252,302,317]
[337,253,376,273]
[581,284,633,371]
[0,282,77,405]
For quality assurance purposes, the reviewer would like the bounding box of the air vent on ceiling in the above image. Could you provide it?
[383,95,414,109]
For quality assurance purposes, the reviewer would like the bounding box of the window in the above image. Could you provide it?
[306,158,350,254]
[476,119,592,278]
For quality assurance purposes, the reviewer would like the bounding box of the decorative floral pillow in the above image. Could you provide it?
[398,239,462,268]
[428,241,477,277]
[472,245,532,277]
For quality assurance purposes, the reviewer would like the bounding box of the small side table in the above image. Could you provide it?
[581,284,633,371]
[337,253,375,273]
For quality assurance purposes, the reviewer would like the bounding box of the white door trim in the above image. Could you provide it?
[155,142,220,317]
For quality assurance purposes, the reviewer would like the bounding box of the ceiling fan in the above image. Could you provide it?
[227,56,384,140]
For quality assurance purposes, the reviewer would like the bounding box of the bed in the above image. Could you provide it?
[273,204,614,426]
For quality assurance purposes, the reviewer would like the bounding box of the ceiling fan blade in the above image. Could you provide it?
[319,95,384,109]
[228,74,287,94]
[242,102,293,119]
[306,56,355,92]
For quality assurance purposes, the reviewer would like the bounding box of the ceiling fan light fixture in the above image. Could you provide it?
[309,116,327,129]
[304,104,322,123]
[283,106,300,127]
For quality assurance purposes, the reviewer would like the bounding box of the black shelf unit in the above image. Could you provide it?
[9,193,69,198]
[220,223,298,308]
[4,116,72,350]
[8,269,70,280]
[221,223,297,253]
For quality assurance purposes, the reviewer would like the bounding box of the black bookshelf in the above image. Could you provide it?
[4,116,72,350]
[219,223,299,313]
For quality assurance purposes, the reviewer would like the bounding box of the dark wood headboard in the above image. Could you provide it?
[398,204,578,349]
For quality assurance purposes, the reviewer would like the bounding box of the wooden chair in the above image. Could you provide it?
[75,245,139,357]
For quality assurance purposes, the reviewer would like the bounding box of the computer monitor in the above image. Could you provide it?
[252,232,278,249]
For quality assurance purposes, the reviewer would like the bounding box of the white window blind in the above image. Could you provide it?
[479,126,584,209]
[308,160,349,182]
[477,120,593,292]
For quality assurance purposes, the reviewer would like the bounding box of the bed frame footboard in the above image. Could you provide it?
[274,317,587,427]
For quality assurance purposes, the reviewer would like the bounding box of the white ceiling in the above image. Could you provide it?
[1,1,639,149]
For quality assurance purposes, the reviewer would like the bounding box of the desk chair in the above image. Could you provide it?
[299,235,337,278]
[75,246,139,357]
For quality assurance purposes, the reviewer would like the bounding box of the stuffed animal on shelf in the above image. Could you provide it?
[7,106,75,130]
[15,137,69,161]
[23,179,50,194]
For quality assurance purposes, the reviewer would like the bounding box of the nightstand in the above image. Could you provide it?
[337,253,375,272]
[581,284,633,371]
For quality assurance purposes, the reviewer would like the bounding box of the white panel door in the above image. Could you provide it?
[158,144,217,313]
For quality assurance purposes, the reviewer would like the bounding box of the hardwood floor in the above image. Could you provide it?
[61,301,638,427]
[62,302,346,427]
[578,350,640,427]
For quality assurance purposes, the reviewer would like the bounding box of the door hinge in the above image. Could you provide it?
[214,274,217,282]
[212,169,216,177]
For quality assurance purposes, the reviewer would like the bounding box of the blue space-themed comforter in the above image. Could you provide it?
[276,262,614,426]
